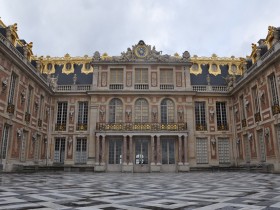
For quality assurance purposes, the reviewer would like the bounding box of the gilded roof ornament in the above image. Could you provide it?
[92,40,191,64]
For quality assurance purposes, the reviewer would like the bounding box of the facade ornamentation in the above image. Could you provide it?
[2,19,280,173]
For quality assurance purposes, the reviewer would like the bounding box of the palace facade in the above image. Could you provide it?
[1,18,280,172]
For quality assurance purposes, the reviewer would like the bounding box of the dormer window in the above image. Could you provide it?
[47,63,52,71]
[85,63,91,70]
[66,63,71,70]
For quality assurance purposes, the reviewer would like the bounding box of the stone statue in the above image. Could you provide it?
[182,51,190,60]
[93,51,101,61]
[223,75,234,89]
[121,48,133,61]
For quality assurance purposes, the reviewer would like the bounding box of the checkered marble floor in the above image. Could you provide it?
[0,172,280,209]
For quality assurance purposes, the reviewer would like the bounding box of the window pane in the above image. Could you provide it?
[161,99,174,123]
[135,99,149,123]
[109,99,123,123]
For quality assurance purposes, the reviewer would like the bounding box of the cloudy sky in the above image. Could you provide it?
[0,0,280,58]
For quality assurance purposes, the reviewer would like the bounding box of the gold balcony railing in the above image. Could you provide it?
[254,112,261,122]
[25,112,31,123]
[272,104,280,115]
[7,103,15,114]
[76,123,88,131]
[38,119,42,127]
[196,124,207,131]
[217,123,228,131]
[96,122,187,131]
[242,119,247,128]
[55,123,66,131]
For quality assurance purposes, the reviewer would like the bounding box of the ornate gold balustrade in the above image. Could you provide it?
[272,105,280,115]
[217,123,229,131]
[96,122,187,131]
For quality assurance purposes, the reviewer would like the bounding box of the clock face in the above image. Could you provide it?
[135,46,148,58]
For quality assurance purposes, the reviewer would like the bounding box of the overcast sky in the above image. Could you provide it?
[1,0,280,58]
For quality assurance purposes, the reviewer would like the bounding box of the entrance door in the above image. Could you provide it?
[0,125,9,166]
[20,131,27,162]
[196,138,208,164]
[75,138,87,164]
[134,137,149,172]
[54,138,65,164]
[244,135,251,163]
[34,135,40,163]
[277,125,280,157]
[258,130,266,162]
[161,137,176,172]
[218,138,230,164]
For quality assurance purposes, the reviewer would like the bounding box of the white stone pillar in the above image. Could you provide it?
[88,104,98,165]
[95,135,100,165]
[151,135,155,165]
[101,135,105,165]
[123,135,127,165]
[184,134,188,164]
[156,135,161,164]
[129,135,133,164]
[178,135,183,165]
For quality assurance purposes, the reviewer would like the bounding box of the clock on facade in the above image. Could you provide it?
[135,46,148,58]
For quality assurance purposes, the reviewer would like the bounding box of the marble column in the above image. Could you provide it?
[183,134,188,163]
[129,135,133,164]
[88,104,98,165]
[178,135,183,165]
[151,135,155,165]
[156,135,161,164]
[95,135,100,165]
[101,135,105,165]
[123,135,127,165]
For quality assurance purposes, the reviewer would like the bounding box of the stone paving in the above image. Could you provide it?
[0,172,280,209]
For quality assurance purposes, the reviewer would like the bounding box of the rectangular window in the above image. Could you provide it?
[75,138,87,164]
[195,102,207,130]
[56,102,68,124]
[268,73,279,106]
[8,73,17,104]
[39,95,44,119]
[135,68,148,84]
[56,102,68,131]
[26,86,33,114]
[240,95,246,120]
[160,69,173,84]
[196,137,208,164]
[108,138,122,164]
[268,73,280,115]
[110,69,123,84]
[77,102,88,129]
[135,68,149,89]
[252,86,260,113]
[216,102,228,130]
[1,124,9,159]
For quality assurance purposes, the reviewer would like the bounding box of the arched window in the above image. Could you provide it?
[109,98,123,123]
[161,99,175,123]
[135,98,149,122]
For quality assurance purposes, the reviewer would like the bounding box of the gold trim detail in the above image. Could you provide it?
[40,55,93,75]
[190,55,244,76]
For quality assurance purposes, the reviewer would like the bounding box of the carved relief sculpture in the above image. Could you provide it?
[101,72,107,87]
[176,72,182,87]
[126,72,132,87]
[151,72,157,87]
